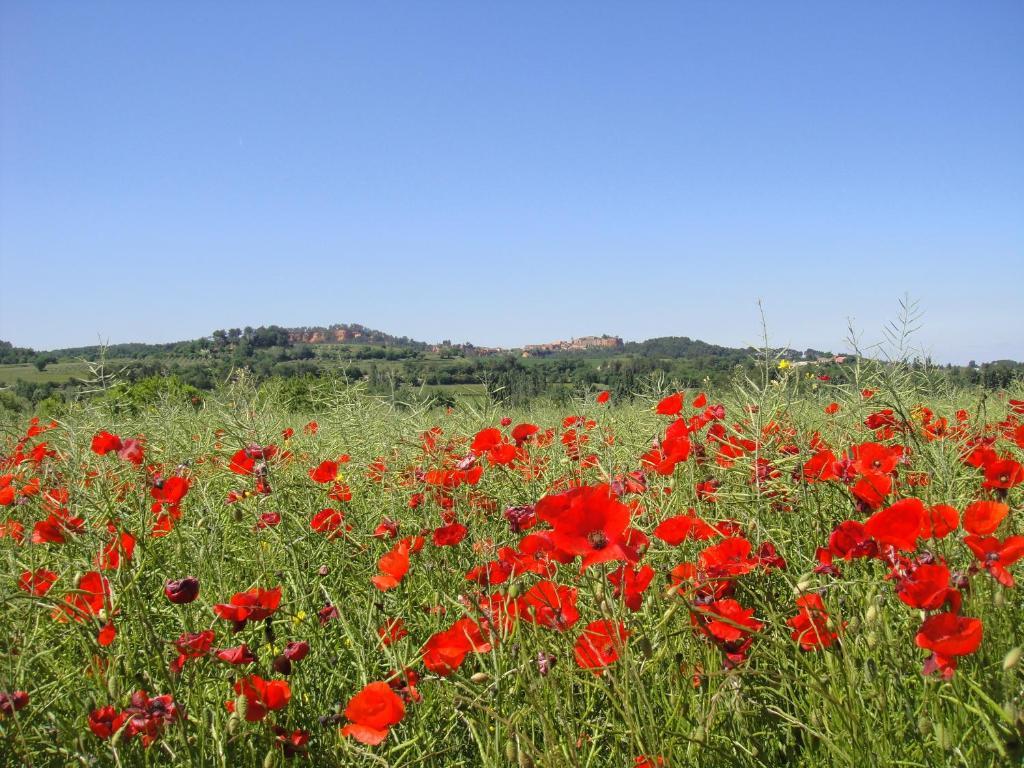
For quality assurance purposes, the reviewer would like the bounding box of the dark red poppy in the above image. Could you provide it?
[0,690,28,714]
[216,644,257,665]
[164,577,200,605]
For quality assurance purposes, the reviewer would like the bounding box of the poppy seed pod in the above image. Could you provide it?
[164,577,200,605]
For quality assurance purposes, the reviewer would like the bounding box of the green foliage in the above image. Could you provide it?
[1,369,1022,766]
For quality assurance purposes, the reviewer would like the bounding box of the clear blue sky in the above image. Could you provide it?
[1,2,1021,363]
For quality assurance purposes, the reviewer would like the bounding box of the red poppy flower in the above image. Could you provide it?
[226,675,291,722]
[864,498,925,551]
[309,460,339,484]
[432,522,468,547]
[655,393,683,416]
[151,476,190,505]
[920,504,959,539]
[170,630,215,674]
[963,534,1024,587]
[519,580,580,631]
[896,563,956,611]
[378,618,409,646]
[787,593,842,650]
[487,442,518,466]
[310,508,349,538]
[983,458,1024,490]
[536,484,637,571]
[850,473,892,510]
[91,431,123,456]
[421,617,492,676]
[511,423,540,445]
[96,529,136,570]
[697,537,760,580]
[55,571,111,622]
[88,705,125,739]
[803,450,839,482]
[372,538,411,591]
[0,690,29,714]
[228,450,256,475]
[607,564,655,612]
[574,620,630,673]
[596,390,610,404]
[471,428,502,453]
[851,442,901,476]
[31,510,85,544]
[692,598,765,663]
[961,500,1009,536]
[653,513,717,545]
[273,727,309,758]
[828,520,877,560]
[341,681,406,746]
[213,586,282,629]
[18,568,58,596]
[915,612,983,677]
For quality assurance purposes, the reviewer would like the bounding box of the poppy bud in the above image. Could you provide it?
[273,655,292,675]
[470,672,490,684]
[164,577,200,605]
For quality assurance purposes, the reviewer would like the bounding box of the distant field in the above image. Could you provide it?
[0,361,93,385]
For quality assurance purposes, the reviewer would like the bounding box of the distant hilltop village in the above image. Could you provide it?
[520,335,624,357]
[281,325,623,357]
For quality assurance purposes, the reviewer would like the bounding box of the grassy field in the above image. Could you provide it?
[0,361,95,386]
[0,368,1022,767]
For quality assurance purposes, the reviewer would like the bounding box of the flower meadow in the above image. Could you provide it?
[1,375,1023,767]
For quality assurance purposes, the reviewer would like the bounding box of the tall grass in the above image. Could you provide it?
[1,362,1021,767]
